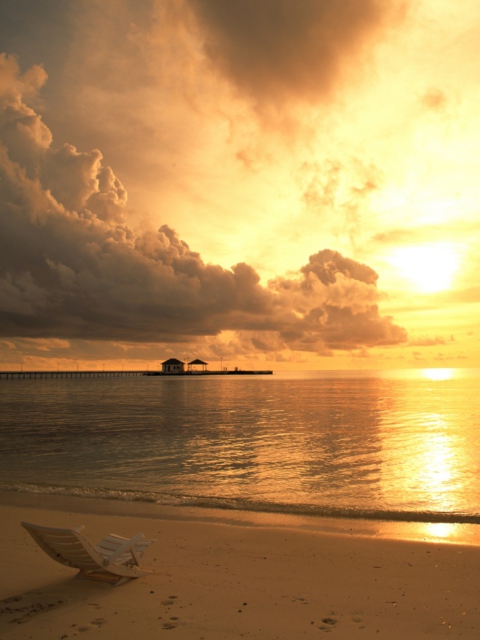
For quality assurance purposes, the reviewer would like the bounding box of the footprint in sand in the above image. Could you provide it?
[318,617,338,632]
[2,598,65,624]
[160,596,180,628]
[162,622,178,630]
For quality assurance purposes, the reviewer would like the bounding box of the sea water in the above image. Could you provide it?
[1,368,480,533]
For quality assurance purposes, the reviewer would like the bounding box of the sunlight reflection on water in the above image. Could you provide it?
[422,368,455,381]
[1,368,480,545]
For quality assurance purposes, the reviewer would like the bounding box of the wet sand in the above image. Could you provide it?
[1,493,480,639]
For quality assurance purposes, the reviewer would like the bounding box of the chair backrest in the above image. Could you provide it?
[94,533,150,565]
[21,522,104,571]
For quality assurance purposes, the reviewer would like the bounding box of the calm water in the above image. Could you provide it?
[1,369,480,527]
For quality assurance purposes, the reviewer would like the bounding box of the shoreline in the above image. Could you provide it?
[2,492,480,638]
[1,490,480,547]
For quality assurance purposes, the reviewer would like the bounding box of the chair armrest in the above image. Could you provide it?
[103,532,145,566]
[73,525,86,533]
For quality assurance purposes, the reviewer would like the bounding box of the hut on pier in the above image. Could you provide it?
[161,358,185,373]
[188,359,208,372]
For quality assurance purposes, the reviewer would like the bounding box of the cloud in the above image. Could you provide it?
[300,159,381,246]
[372,221,475,246]
[408,335,452,347]
[0,54,407,355]
[188,0,406,107]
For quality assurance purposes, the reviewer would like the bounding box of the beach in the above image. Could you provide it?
[1,493,480,639]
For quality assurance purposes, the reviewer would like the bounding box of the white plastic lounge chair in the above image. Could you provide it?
[21,521,154,585]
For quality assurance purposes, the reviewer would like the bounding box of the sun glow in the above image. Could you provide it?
[422,368,455,381]
[389,244,460,293]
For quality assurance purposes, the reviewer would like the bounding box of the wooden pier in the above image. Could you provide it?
[0,370,147,380]
[0,369,273,380]
[146,370,273,377]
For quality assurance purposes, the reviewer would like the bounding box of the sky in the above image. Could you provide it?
[0,0,479,371]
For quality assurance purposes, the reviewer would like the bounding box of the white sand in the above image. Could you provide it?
[1,493,480,639]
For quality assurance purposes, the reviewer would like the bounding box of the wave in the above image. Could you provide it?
[3,481,480,526]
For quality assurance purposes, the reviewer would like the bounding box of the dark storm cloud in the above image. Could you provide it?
[188,0,405,105]
[0,54,407,353]
[0,0,75,72]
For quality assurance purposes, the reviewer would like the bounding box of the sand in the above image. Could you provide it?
[1,493,480,639]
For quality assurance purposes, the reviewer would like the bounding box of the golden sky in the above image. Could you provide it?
[0,0,479,371]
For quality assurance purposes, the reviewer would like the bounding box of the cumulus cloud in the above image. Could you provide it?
[189,0,405,107]
[0,54,407,355]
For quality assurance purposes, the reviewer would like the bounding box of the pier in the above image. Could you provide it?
[0,369,273,380]
[0,370,147,380]
[146,370,273,376]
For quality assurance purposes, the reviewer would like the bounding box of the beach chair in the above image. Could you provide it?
[21,521,155,585]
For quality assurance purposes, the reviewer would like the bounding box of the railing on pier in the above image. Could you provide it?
[0,369,274,380]
[0,370,149,380]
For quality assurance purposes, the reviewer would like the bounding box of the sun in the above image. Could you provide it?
[389,244,460,294]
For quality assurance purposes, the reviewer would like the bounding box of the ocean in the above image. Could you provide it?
[2,368,480,541]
